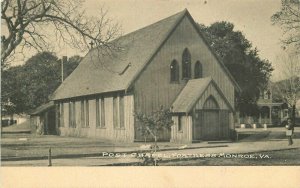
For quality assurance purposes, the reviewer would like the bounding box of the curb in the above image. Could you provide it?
[105,147,300,166]
[1,145,228,161]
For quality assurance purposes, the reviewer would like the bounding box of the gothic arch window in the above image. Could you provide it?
[194,61,202,78]
[182,48,191,79]
[203,96,220,109]
[170,60,179,82]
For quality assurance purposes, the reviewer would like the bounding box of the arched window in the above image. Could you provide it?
[170,60,179,82]
[203,96,219,109]
[182,48,191,79]
[194,61,202,78]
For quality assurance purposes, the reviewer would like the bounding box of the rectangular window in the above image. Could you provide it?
[178,116,182,131]
[119,96,125,128]
[69,101,72,127]
[101,97,105,127]
[81,100,85,127]
[72,101,76,128]
[85,99,89,127]
[96,98,100,127]
[113,96,118,128]
[60,103,64,127]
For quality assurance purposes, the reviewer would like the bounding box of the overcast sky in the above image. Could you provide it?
[88,0,285,81]
[9,0,286,80]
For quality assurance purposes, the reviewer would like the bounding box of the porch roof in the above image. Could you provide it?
[172,77,212,113]
[29,101,55,115]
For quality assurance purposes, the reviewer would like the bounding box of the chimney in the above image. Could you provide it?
[61,56,68,82]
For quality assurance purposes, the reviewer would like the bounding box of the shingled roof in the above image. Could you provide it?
[29,101,55,115]
[172,77,233,113]
[51,10,187,100]
[51,9,240,100]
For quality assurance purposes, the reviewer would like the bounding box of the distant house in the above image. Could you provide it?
[51,9,240,143]
[29,101,56,135]
[1,113,29,127]
[238,83,289,127]
[256,86,288,126]
[1,98,29,126]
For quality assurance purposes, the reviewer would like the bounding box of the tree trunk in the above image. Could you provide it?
[292,104,296,126]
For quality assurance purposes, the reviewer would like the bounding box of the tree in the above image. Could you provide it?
[271,0,300,52]
[272,53,300,124]
[135,106,173,166]
[135,106,173,151]
[1,52,82,114]
[1,0,120,67]
[198,22,274,116]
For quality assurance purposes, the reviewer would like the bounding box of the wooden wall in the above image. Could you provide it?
[171,82,234,143]
[133,16,235,140]
[57,94,135,142]
[194,83,230,110]
[170,115,193,143]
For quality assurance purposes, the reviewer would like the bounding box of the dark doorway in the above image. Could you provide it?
[47,110,57,135]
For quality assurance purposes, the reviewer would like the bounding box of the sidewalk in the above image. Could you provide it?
[1,128,300,166]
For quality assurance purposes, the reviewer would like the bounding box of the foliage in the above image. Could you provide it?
[135,106,173,166]
[1,0,120,67]
[272,54,300,123]
[198,21,274,116]
[135,106,173,147]
[1,52,82,115]
[271,0,300,52]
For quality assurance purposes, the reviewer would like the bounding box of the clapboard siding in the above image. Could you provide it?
[170,116,193,143]
[58,94,134,142]
[133,16,235,141]
[194,84,229,110]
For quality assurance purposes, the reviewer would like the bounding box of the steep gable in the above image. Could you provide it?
[51,9,240,101]
[51,10,186,100]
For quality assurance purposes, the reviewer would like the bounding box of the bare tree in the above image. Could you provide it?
[271,0,300,51]
[1,0,121,67]
[273,53,300,124]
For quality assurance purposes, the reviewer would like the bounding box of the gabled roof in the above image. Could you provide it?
[51,9,240,101]
[51,10,187,100]
[172,77,234,113]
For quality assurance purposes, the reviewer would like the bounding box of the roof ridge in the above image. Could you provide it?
[118,9,187,40]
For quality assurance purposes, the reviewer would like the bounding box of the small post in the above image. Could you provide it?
[48,147,52,166]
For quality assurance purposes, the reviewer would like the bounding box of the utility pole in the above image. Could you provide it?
[61,56,67,82]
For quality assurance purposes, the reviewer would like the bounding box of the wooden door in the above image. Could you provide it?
[193,110,203,140]
[201,96,221,140]
[219,110,229,139]
[202,110,220,140]
[47,109,57,135]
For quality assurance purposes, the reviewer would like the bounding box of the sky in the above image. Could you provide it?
[88,0,286,81]
[7,0,286,80]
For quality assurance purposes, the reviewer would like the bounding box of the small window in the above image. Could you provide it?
[178,116,182,131]
[194,61,202,78]
[85,99,89,127]
[69,102,72,127]
[101,98,105,127]
[81,100,85,127]
[182,48,191,79]
[113,96,118,128]
[119,95,125,128]
[69,101,76,128]
[60,103,64,127]
[73,101,76,127]
[170,60,179,82]
[96,98,100,127]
